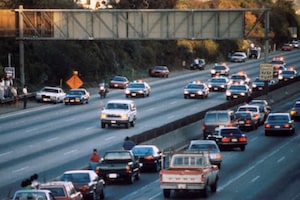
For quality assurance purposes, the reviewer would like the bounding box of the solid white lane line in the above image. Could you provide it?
[0,151,13,157]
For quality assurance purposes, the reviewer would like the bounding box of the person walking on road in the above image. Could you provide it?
[22,85,28,109]
[122,136,136,150]
[89,148,100,171]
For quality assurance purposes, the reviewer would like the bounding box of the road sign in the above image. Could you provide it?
[259,64,273,81]
[66,74,83,89]
[4,67,15,78]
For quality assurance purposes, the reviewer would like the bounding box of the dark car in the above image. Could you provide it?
[207,127,248,151]
[234,111,258,131]
[281,43,294,51]
[125,80,151,98]
[207,76,230,92]
[290,100,300,120]
[270,57,286,67]
[264,113,295,136]
[187,140,222,169]
[131,145,163,172]
[183,81,209,99]
[251,77,276,91]
[109,76,129,89]
[60,170,105,200]
[64,88,90,105]
[189,58,206,70]
[210,63,230,77]
[148,66,169,78]
[278,68,297,81]
[226,84,251,100]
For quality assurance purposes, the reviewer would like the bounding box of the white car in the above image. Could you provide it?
[230,52,247,62]
[36,86,66,104]
[100,99,137,129]
[13,190,55,200]
[237,104,265,125]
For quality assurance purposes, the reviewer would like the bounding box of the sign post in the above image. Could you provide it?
[259,63,273,95]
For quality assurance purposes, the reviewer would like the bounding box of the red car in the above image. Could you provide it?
[148,66,170,78]
[40,181,83,200]
[281,43,294,51]
[109,75,129,89]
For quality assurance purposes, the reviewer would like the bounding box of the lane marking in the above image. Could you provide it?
[251,175,260,183]
[64,149,78,155]
[47,137,58,142]
[105,136,115,141]
[0,151,13,157]
[12,166,29,173]
[277,156,285,163]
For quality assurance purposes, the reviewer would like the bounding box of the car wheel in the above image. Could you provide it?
[130,120,135,127]
[135,171,140,181]
[240,146,246,151]
[154,162,161,172]
[163,189,171,198]
[210,175,218,192]
[265,131,270,136]
[127,174,135,184]
[101,123,106,129]
[125,122,129,129]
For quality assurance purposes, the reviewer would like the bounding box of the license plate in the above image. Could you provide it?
[177,184,186,189]
[214,87,218,90]
[108,173,117,178]
[111,120,117,124]
[231,138,238,142]
[132,93,136,96]
[190,94,195,97]
[239,121,245,124]
[233,95,238,98]
[274,125,280,128]
[43,98,50,101]
[70,100,75,102]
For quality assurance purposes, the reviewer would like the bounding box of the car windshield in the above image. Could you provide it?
[214,66,226,70]
[238,107,258,112]
[206,113,229,122]
[282,71,295,75]
[229,85,246,90]
[104,152,131,160]
[220,129,241,136]
[40,187,66,197]
[106,103,128,110]
[154,66,167,70]
[189,143,217,151]
[113,77,126,82]
[69,90,84,95]
[211,78,226,83]
[268,115,289,122]
[231,75,246,80]
[128,83,145,88]
[61,173,90,183]
[187,84,204,89]
[235,112,251,118]
[294,102,300,108]
[43,88,59,93]
[173,156,204,166]
[15,192,48,200]
[132,147,153,156]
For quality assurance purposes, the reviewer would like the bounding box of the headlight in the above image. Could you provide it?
[184,90,189,94]
[252,84,257,88]
[121,114,128,119]
[197,91,203,95]
[125,89,130,94]
[101,113,107,118]
[211,69,216,74]
[278,75,283,80]
[240,92,246,96]
[226,91,231,96]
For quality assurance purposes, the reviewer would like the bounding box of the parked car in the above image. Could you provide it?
[12,190,55,200]
[64,88,90,105]
[40,181,83,200]
[60,170,105,200]
[264,113,295,136]
[109,75,129,89]
[131,144,163,172]
[36,86,66,104]
[148,66,169,78]
[207,127,248,151]
[187,140,222,169]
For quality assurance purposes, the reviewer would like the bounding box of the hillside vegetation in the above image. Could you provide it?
[0,0,299,90]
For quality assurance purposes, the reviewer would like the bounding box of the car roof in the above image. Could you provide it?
[268,113,289,116]
[40,181,73,187]
[132,144,158,148]
[189,140,217,145]
[106,99,135,104]
[63,169,94,174]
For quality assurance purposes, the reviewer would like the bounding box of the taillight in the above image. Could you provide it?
[284,124,291,128]
[245,119,252,124]
[253,113,259,119]
[221,137,230,142]
[265,123,271,128]
[80,185,89,193]
[202,125,206,130]
[239,136,247,142]
[144,156,154,160]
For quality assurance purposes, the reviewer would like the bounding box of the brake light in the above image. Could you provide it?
[265,124,271,128]
[253,113,259,119]
[80,185,89,193]
[239,136,247,142]
[221,137,230,142]
[144,156,154,161]
[290,110,297,116]
[245,119,252,124]
[284,124,291,128]
[202,125,206,130]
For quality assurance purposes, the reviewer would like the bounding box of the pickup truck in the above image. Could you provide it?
[159,152,219,198]
[96,150,142,184]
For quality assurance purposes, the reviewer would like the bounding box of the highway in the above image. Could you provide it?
[0,50,300,199]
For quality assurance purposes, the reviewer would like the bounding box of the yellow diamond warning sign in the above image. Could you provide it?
[66,75,83,89]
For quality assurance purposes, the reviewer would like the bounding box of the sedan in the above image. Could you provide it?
[40,181,83,200]
[148,65,169,78]
[226,84,251,100]
[251,77,276,92]
[235,111,259,131]
[230,52,247,62]
[183,81,209,99]
[125,80,151,98]
[109,75,129,89]
[290,100,300,120]
[64,88,90,105]
[264,113,295,136]
[207,127,247,151]
[281,43,294,51]
[210,63,230,77]
[60,170,105,200]
[278,68,297,81]
[187,140,222,169]
[131,145,163,172]
[207,76,230,92]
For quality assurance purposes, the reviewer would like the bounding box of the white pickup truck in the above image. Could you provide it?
[160,152,219,198]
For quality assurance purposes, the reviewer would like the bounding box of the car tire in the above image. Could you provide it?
[125,123,129,129]
[127,174,135,184]
[240,146,246,151]
[210,176,218,192]
[135,171,140,181]
[163,189,171,198]
[100,189,105,200]
[130,120,135,127]
[265,131,270,136]
[101,123,106,129]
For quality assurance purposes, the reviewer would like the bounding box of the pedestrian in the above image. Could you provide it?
[22,85,28,109]
[11,85,18,106]
[21,179,33,189]
[30,173,40,189]
[122,136,136,150]
[89,148,100,171]
[0,77,4,100]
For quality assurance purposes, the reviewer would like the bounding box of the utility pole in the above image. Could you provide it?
[19,5,25,86]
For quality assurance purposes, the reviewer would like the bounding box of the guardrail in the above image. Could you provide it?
[131,77,300,145]
[0,92,36,104]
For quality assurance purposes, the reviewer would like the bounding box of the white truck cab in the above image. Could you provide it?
[100,99,137,129]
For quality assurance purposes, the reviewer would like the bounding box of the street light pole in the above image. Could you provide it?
[19,5,25,86]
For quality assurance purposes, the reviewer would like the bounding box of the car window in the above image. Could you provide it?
[189,144,217,151]
[61,173,90,183]
[268,115,289,121]
[132,147,153,156]
[205,113,217,122]
[104,152,131,160]
[41,187,66,197]
[220,129,240,136]
[218,113,229,122]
